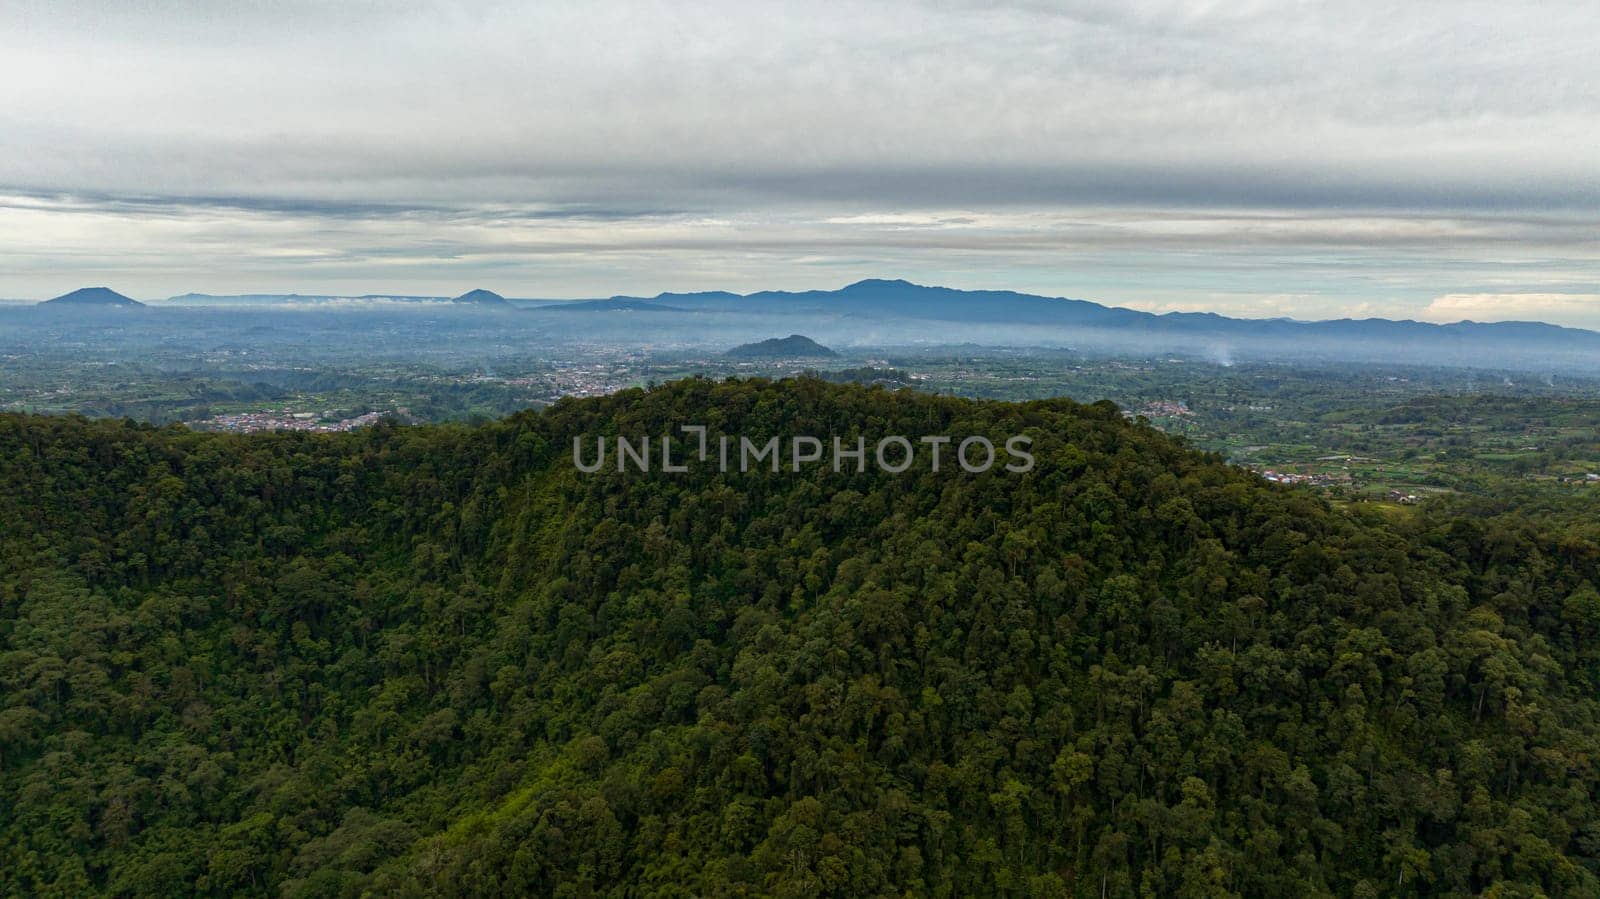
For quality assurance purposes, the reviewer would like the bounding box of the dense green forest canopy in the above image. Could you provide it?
[2,377,1599,897]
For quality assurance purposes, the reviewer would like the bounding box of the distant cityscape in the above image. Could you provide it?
[187,408,397,434]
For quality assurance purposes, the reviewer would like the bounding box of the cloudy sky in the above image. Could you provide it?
[2,0,1597,324]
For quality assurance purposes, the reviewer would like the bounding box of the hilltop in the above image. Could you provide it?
[726,333,837,358]
[450,288,510,306]
[2,378,1597,895]
[38,286,144,307]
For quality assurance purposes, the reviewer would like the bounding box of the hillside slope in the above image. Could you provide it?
[726,334,837,358]
[2,379,1598,896]
[39,287,145,308]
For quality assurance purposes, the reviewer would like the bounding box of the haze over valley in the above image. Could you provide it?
[10,278,1600,373]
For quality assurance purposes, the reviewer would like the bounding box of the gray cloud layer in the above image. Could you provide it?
[2,1,1597,322]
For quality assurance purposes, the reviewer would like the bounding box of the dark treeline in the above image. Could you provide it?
[2,377,1598,896]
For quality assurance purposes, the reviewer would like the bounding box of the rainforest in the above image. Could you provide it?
[3,377,1599,897]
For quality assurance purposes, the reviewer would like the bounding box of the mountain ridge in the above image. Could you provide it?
[47,280,1596,342]
[612,278,1600,341]
[22,280,1599,368]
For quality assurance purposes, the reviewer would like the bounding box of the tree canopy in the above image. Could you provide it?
[2,377,1598,897]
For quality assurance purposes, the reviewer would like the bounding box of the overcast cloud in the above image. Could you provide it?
[2,0,1596,324]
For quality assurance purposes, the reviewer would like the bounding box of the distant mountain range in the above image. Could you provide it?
[21,280,1600,368]
[611,278,1600,346]
[586,279,1600,365]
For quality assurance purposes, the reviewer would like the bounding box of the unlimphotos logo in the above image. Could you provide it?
[575,425,1034,474]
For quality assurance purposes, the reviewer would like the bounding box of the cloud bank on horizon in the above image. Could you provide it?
[1,0,1596,325]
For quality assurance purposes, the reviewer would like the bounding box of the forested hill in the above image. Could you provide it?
[3,378,1599,897]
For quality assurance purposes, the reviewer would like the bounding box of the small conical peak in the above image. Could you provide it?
[450,288,509,304]
[40,287,144,307]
